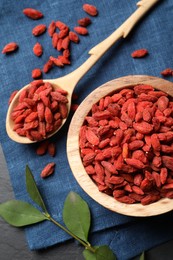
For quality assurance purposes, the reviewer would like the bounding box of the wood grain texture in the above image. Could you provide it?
[67,75,173,217]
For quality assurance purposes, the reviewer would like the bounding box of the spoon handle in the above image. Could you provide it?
[57,0,159,89]
[89,0,159,55]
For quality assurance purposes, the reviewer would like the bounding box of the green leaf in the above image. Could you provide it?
[63,191,91,243]
[26,165,48,213]
[0,200,48,227]
[139,252,145,260]
[83,247,97,260]
[83,245,116,260]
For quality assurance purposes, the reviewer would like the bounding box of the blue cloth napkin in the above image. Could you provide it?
[1,0,173,259]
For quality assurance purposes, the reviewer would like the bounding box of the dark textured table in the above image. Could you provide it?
[1,145,173,260]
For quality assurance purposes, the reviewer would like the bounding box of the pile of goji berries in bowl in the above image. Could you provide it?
[67,75,173,217]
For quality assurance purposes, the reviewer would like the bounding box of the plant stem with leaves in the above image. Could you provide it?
[0,165,116,260]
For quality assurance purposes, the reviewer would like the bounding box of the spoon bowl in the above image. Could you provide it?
[67,75,173,217]
[6,0,159,144]
[6,79,74,144]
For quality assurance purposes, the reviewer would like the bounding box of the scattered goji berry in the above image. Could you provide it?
[41,162,55,178]
[32,68,42,79]
[32,24,47,36]
[49,56,64,67]
[61,36,70,49]
[48,142,56,157]
[59,27,69,39]
[23,8,43,20]
[48,21,56,37]
[83,4,98,16]
[78,17,91,27]
[43,59,53,73]
[69,31,80,43]
[58,55,70,65]
[55,21,68,30]
[33,42,43,57]
[36,140,49,155]
[52,33,59,48]
[160,68,173,77]
[74,26,88,35]
[131,49,148,58]
[2,42,18,54]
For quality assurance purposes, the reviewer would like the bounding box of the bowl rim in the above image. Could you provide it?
[67,75,173,217]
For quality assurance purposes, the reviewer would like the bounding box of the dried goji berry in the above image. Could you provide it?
[2,42,18,54]
[48,142,56,157]
[58,55,71,65]
[125,158,145,169]
[48,21,56,37]
[52,33,59,48]
[33,42,43,57]
[74,26,88,35]
[43,59,53,73]
[141,194,160,205]
[86,128,99,146]
[133,121,153,134]
[23,8,43,20]
[32,68,42,79]
[116,196,135,204]
[50,56,64,67]
[61,36,70,49]
[59,27,69,39]
[78,17,91,27]
[32,24,46,36]
[55,21,68,30]
[83,4,98,16]
[160,68,173,77]
[131,49,148,58]
[41,162,55,178]
[162,156,173,171]
[36,140,49,155]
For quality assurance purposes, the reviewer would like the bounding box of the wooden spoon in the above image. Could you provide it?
[6,0,159,144]
[67,75,173,217]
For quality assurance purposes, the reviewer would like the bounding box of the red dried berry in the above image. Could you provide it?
[78,17,91,27]
[74,26,88,35]
[55,21,68,30]
[2,42,18,54]
[58,55,71,65]
[41,162,55,178]
[69,31,80,43]
[32,68,42,79]
[160,68,173,77]
[52,33,59,48]
[49,56,64,67]
[43,59,53,73]
[33,42,43,57]
[48,21,56,37]
[23,8,43,20]
[63,49,70,58]
[32,24,47,36]
[83,4,98,16]
[131,49,148,58]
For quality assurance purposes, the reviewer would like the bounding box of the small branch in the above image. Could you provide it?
[47,215,96,253]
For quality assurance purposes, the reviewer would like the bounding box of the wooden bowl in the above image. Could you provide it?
[67,75,173,217]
